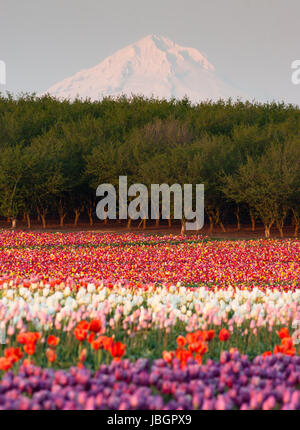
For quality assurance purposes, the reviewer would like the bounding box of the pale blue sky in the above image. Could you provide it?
[1,0,299,103]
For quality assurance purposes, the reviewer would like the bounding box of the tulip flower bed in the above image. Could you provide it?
[0,353,299,410]
[0,231,299,289]
[0,231,299,410]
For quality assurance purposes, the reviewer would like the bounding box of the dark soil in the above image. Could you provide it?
[0,219,297,240]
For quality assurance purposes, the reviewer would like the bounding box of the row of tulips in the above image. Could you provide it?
[0,232,299,289]
[0,284,298,340]
[0,231,192,248]
[0,350,299,409]
[0,283,298,367]
[0,319,300,409]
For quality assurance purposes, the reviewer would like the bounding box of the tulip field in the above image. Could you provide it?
[0,231,299,410]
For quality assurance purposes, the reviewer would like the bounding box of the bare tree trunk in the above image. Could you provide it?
[276,210,287,238]
[235,207,241,231]
[214,208,226,232]
[36,207,41,223]
[41,215,46,229]
[181,219,185,235]
[208,215,214,233]
[168,218,171,228]
[127,218,132,229]
[154,210,161,227]
[59,215,66,228]
[207,207,226,233]
[38,207,48,229]
[87,210,93,226]
[74,210,80,226]
[137,218,147,229]
[26,212,31,229]
[292,210,299,237]
[57,203,66,227]
[264,224,272,238]
[250,214,255,232]
[12,218,17,228]
[276,221,284,238]
[220,222,226,233]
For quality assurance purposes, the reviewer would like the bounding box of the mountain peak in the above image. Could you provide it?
[138,34,174,46]
[44,36,242,102]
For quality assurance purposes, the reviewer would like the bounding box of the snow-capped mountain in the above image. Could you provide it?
[45,35,242,102]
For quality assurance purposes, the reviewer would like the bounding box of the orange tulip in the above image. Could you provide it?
[277,327,290,340]
[91,336,105,350]
[89,319,101,333]
[17,332,41,346]
[74,327,88,342]
[46,348,56,363]
[47,335,60,347]
[0,357,13,371]
[77,320,89,330]
[88,333,95,344]
[207,330,215,341]
[175,348,192,363]
[162,351,174,363]
[4,347,23,363]
[102,336,114,351]
[109,341,126,361]
[219,328,230,342]
[194,354,202,365]
[176,335,186,348]
[24,343,35,355]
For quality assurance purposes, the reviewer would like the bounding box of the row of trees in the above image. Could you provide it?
[0,94,299,236]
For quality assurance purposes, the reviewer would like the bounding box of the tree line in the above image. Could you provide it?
[0,93,299,237]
